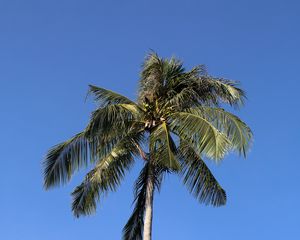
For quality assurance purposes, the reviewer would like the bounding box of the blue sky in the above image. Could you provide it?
[1,0,299,239]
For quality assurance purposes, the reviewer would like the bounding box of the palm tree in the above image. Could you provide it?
[43,52,252,240]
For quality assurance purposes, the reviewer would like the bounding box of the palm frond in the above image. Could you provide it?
[138,52,186,103]
[86,103,145,161]
[199,107,253,156]
[169,110,231,161]
[86,103,143,140]
[72,132,144,217]
[44,102,144,190]
[200,77,246,106]
[161,66,245,108]
[160,65,210,110]
[88,85,136,107]
[165,65,206,90]
[43,132,94,189]
[161,87,200,112]
[178,141,226,206]
[95,123,146,165]
[150,122,180,170]
[162,57,185,87]
[138,52,165,104]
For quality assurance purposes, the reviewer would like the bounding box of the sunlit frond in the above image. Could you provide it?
[178,141,226,206]
[198,107,253,156]
[169,110,231,161]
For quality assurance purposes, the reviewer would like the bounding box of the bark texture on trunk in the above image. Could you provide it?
[143,165,154,240]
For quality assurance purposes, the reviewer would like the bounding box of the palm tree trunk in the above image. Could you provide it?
[143,164,154,240]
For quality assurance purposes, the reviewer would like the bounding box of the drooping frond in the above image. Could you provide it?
[43,132,94,189]
[88,85,136,107]
[72,131,144,217]
[95,122,146,167]
[169,110,231,161]
[178,141,226,206]
[150,122,180,170]
[44,102,144,190]
[86,103,144,161]
[123,162,166,240]
[198,107,253,156]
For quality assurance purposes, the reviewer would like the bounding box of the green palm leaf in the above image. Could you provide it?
[199,107,253,156]
[86,103,143,140]
[43,132,93,189]
[88,85,136,106]
[169,110,231,161]
[150,122,180,170]
[44,103,144,190]
[162,66,245,108]
[178,141,226,206]
[138,53,185,104]
[201,77,245,106]
[72,132,143,217]
[86,103,145,162]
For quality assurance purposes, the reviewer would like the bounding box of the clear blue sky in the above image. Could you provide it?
[1,0,299,239]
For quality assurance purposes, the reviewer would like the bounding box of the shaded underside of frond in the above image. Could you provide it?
[72,132,144,217]
[44,101,145,190]
[154,64,246,111]
[199,77,246,107]
[178,142,226,206]
[86,103,143,137]
[72,153,133,217]
[138,52,185,105]
[43,132,94,189]
[150,122,180,170]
